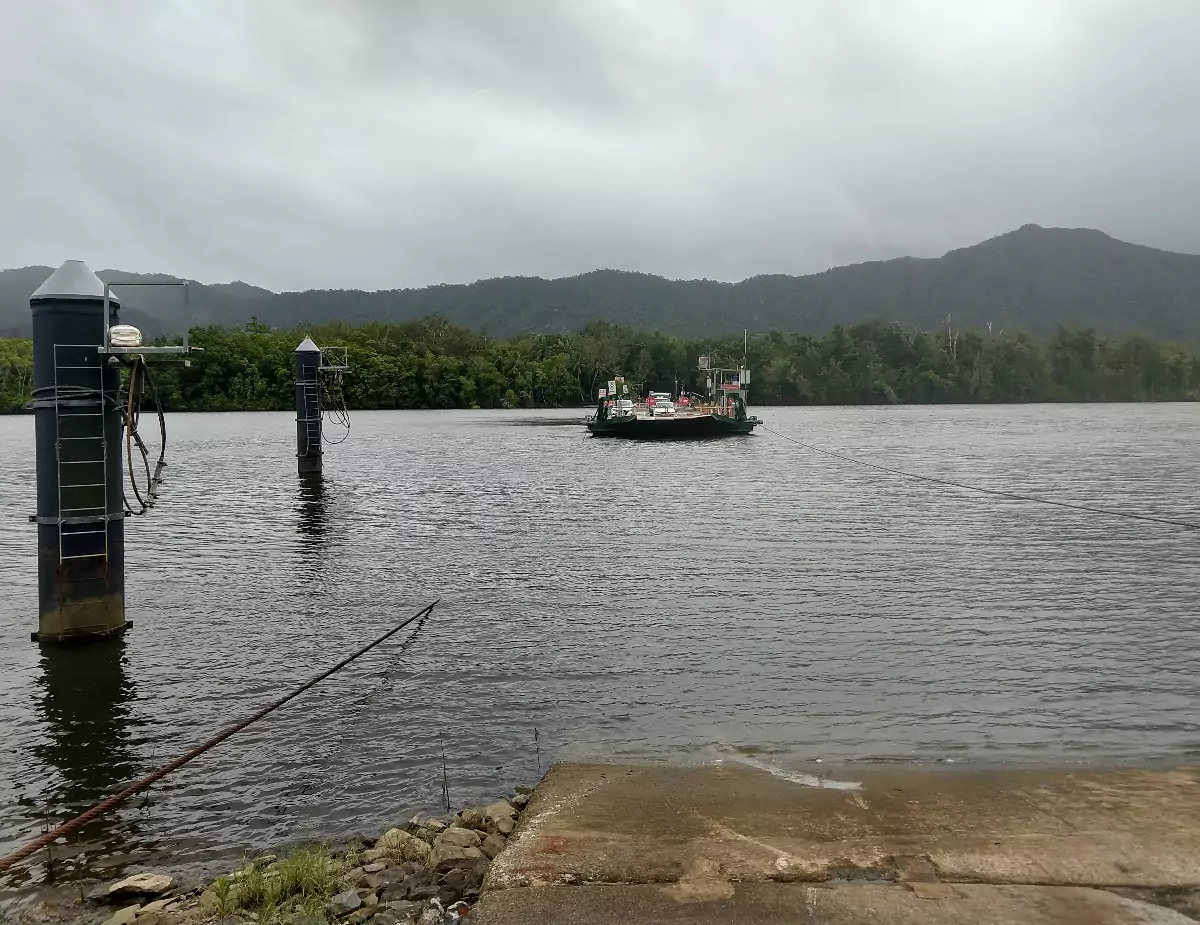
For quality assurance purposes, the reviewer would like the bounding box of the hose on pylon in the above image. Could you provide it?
[122,356,168,516]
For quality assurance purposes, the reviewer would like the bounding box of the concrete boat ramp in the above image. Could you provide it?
[472,762,1200,924]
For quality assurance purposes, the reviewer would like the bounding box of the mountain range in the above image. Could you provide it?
[2,224,1198,340]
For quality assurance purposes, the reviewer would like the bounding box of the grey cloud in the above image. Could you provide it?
[1,0,1198,293]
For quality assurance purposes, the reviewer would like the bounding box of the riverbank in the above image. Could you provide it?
[7,762,1200,924]
[7,313,1200,413]
[3,791,533,925]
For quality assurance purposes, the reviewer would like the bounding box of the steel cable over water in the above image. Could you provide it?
[761,424,1200,532]
[0,600,440,874]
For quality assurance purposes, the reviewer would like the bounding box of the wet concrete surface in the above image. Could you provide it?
[476,762,1200,923]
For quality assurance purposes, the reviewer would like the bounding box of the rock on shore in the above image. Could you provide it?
[67,790,532,925]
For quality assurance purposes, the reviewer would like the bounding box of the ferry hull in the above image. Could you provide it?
[587,414,756,440]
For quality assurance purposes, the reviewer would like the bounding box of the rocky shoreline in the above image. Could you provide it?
[7,790,533,925]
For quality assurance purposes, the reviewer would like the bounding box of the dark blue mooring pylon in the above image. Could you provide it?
[29,260,190,644]
[294,338,350,474]
[30,261,127,642]
[295,337,323,473]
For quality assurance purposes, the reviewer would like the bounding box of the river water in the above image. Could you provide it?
[1,405,1198,887]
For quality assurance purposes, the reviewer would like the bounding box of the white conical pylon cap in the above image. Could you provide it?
[30,260,120,303]
[295,337,319,353]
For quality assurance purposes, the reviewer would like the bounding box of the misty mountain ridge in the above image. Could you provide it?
[2,224,1199,340]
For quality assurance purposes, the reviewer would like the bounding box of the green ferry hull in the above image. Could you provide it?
[587,414,756,439]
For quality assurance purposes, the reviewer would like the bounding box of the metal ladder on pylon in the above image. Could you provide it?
[301,377,322,453]
[52,344,111,604]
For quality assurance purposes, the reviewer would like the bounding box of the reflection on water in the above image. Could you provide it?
[296,472,328,545]
[37,637,138,816]
[0,405,1199,887]
[15,639,144,885]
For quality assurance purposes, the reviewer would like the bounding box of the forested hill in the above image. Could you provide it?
[3,224,1200,339]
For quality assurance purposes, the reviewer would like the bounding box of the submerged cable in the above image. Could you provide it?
[0,600,440,874]
[349,605,434,706]
[761,424,1200,532]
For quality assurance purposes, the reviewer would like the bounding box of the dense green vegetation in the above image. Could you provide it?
[3,317,1199,413]
[0,337,32,412]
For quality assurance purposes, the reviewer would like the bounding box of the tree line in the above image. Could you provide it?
[2,316,1199,413]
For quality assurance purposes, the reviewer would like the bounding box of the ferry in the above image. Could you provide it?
[586,358,760,439]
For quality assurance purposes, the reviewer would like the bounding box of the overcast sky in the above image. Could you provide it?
[2,0,1198,292]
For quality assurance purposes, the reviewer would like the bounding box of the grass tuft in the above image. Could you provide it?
[204,845,344,923]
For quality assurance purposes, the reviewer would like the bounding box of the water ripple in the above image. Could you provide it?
[1,404,1199,885]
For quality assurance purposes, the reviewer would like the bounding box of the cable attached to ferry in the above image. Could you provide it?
[761,424,1200,532]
